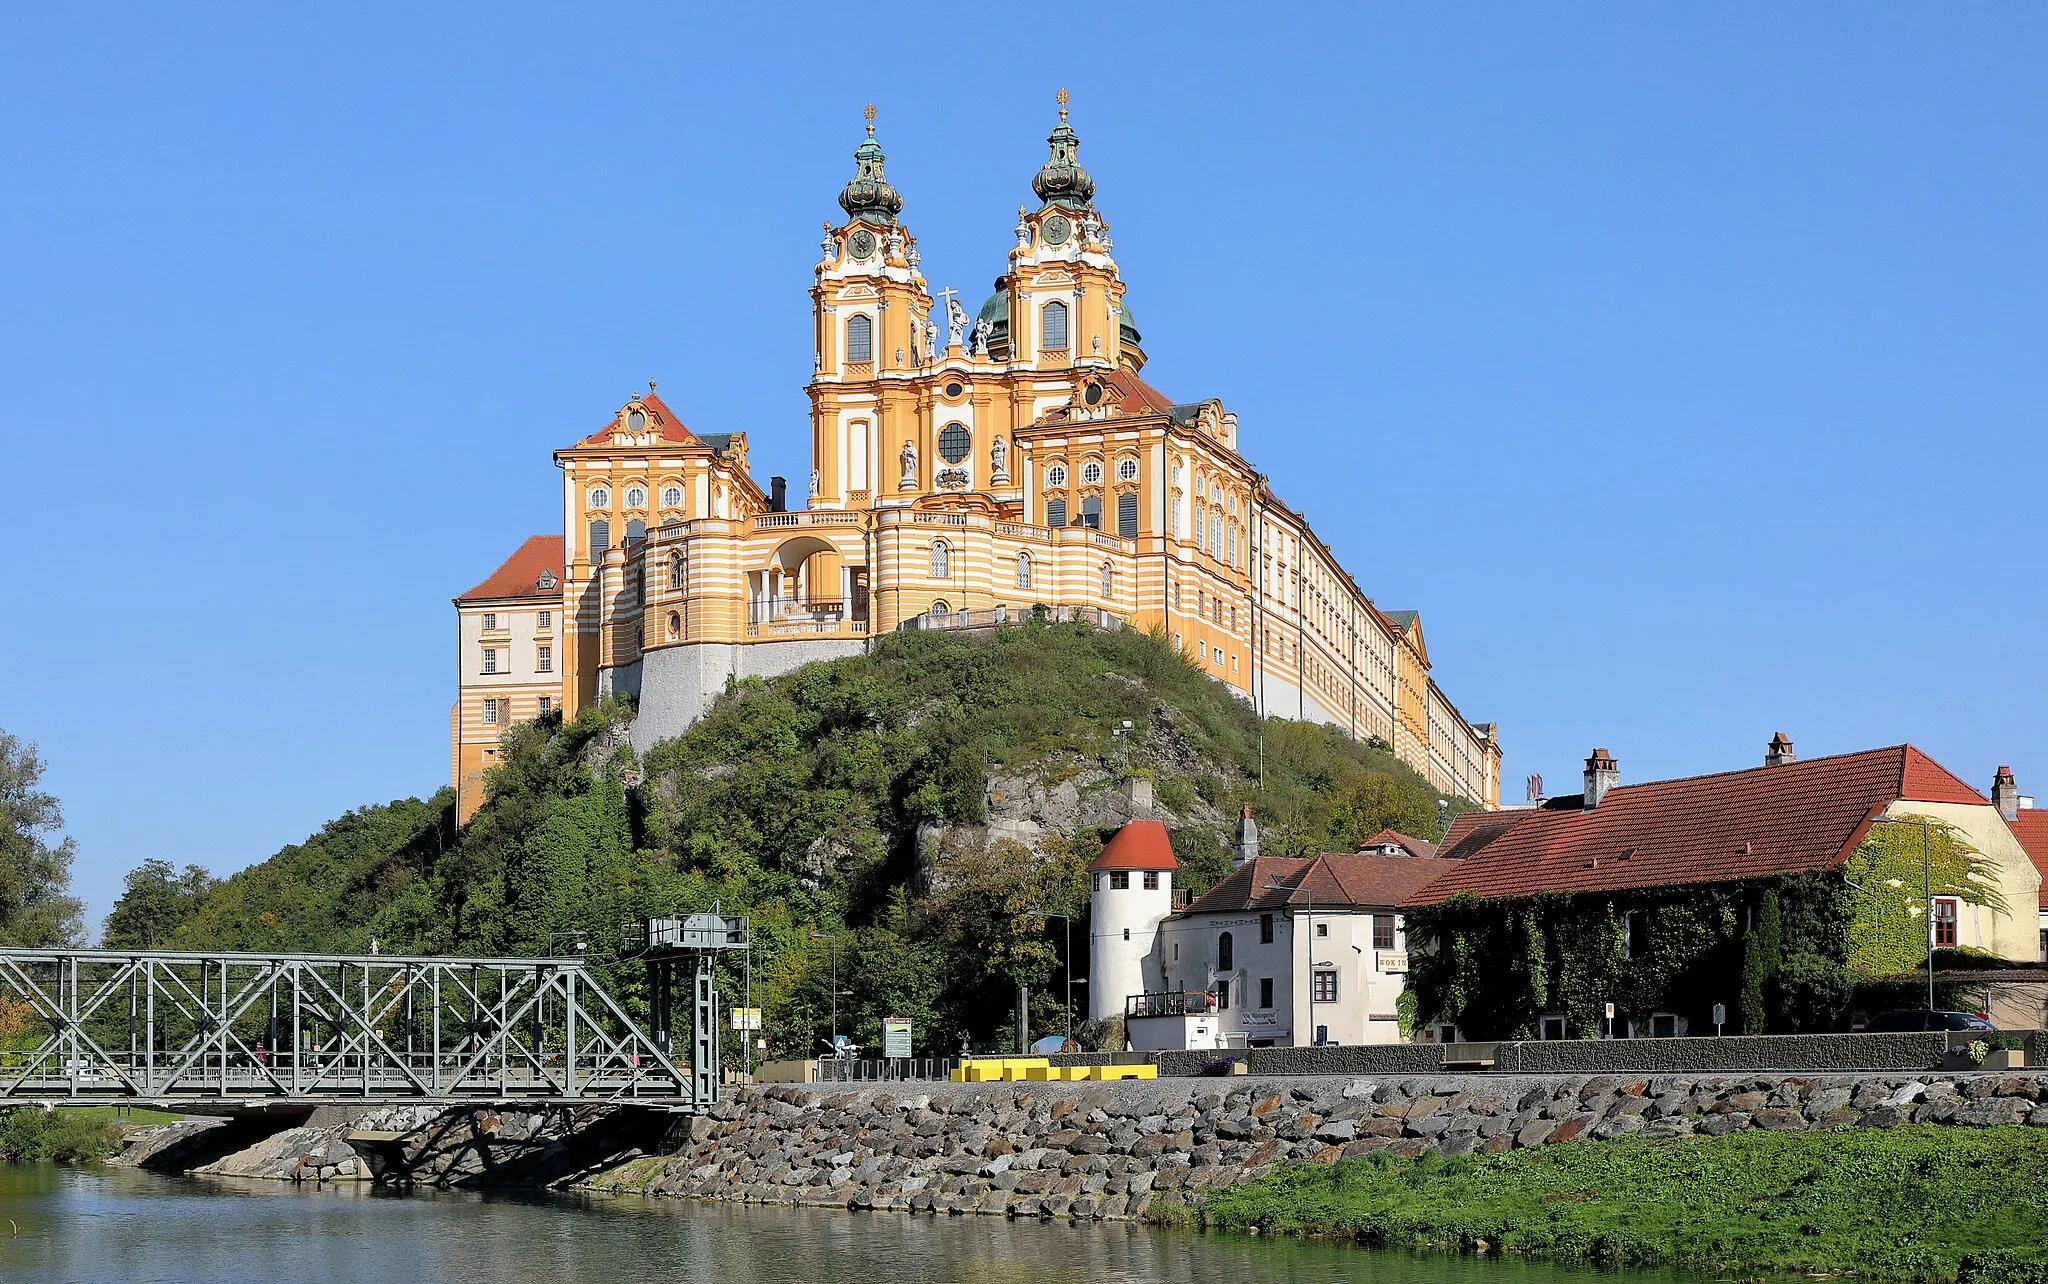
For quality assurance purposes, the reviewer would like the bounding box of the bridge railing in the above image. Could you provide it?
[0,948,696,1105]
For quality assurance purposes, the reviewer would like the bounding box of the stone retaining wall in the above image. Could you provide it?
[580,1069,2048,1221]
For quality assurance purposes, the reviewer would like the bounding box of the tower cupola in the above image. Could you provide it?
[837,104,903,225]
[1031,88,1096,210]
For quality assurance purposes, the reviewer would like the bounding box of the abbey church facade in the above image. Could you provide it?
[451,98,1503,820]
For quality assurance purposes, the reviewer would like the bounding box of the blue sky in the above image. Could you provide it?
[3,5,2043,934]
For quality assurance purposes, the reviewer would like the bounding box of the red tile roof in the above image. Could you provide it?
[457,535,564,603]
[1359,828,1438,859]
[568,390,703,449]
[1090,819,1178,871]
[2008,810,2048,909]
[1405,745,1987,907]
[1099,368,1178,417]
[1186,852,1464,915]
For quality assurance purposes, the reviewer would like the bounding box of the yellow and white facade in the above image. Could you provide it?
[452,98,1503,821]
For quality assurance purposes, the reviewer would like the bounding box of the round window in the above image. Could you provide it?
[938,423,971,465]
[626,408,647,432]
[944,381,964,399]
[588,488,610,509]
[625,486,646,508]
[1046,464,1067,488]
[1081,461,1103,485]
[1082,380,1103,407]
[661,486,683,508]
[1116,458,1138,482]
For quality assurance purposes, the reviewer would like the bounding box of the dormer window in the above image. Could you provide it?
[626,407,647,433]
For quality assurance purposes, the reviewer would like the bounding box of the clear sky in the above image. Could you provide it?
[3,5,2043,935]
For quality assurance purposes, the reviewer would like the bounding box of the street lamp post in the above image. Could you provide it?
[808,931,852,1054]
[1865,813,1940,1011]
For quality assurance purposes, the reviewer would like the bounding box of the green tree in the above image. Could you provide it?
[0,730,83,946]
[102,858,217,948]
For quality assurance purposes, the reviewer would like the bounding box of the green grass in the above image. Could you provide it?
[1183,1127,2048,1282]
[0,1105,178,1164]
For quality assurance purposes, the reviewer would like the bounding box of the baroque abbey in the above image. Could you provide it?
[451,97,1502,820]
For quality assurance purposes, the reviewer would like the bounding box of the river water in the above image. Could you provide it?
[0,1165,1697,1284]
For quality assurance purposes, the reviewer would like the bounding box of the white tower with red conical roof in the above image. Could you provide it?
[1088,819,1178,1023]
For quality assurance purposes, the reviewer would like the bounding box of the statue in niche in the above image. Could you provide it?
[990,435,1010,484]
[900,438,918,488]
[924,320,939,359]
[970,316,993,357]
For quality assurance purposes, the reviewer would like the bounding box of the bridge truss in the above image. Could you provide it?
[0,918,747,1109]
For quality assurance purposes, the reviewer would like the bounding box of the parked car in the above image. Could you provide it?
[1864,1009,1995,1033]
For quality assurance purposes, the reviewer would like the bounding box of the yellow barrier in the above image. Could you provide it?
[947,1057,1154,1083]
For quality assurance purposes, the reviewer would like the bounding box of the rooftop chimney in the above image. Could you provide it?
[1233,803,1260,868]
[1765,732,1796,767]
[1584,748,1619,810]
[769,476,788,513]
[1992,766,2020,823]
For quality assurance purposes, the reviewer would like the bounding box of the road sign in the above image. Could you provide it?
[1711,1003,1726,1030]
[730,1007,762,1031]
[883,1016,912,1059]
[1604,1002,1615,1020]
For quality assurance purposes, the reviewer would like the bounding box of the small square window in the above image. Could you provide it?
[481,613,497,630]
[537,696,553,717]
[482,648,498,675]
[1108,871,1129,890]
[1316,921,1328,938]
[1122,927,1130,941]
[1373,914,1395,950]
[537,611,551,629]
[1312,970,1339,1003]
[1142,870,1159,890]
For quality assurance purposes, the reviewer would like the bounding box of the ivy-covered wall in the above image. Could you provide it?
[1407,873,1852,1040]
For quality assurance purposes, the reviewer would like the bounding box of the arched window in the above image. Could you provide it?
[929,539,950,578]
[589,518,611,554]
[846,314,873,363]
[1081,494,1102,529]
[1046,462,1067,488]
[1218,931,1234,972]
[1100,562,1114,597]
[666,611,681,640]
[625,518,646,543]
[1041,300,1068,350]
[1117,491,1138,538]
[1015,551,1032,590]
[1208,516,1222,559]
[1045,498,1068,528]
[938,422,971,464]
[1226,525,1237,564]
[667,551,685,591]
[930,600,950,619]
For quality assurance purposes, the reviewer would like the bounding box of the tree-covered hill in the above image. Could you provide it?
[109,623,1472,1057]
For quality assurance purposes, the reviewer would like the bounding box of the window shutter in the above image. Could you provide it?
[1117,492,1138,537]
[1046,499,1067,529]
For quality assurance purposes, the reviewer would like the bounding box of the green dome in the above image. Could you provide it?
[976,289,1009,347]
[837,132,902,225]
[1118,302,1140,347]
[1032,118,1096,211]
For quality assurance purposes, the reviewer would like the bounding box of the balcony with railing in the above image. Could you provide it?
[1125,990,1218,1020]
[746,595,870,638]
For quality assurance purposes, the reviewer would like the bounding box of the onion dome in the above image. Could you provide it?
[837,104,903,225]
[1031,89,1096,211]
[1117,301,1140,348]
[975,287,1009,349]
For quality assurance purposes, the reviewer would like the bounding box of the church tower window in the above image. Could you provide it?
[1042,300,1068,350]
[846,314,873,363]
[1117,492,1138,538]
[930,540,950,578]
[1046,498,1068,528]
[938,423,970,464]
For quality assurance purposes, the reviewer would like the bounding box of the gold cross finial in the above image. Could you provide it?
[1056,87,1069,122]
[863,102,877,136]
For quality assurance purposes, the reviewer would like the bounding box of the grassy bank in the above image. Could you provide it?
[1181,1126,2048,1283]
[0,1106,179,1164]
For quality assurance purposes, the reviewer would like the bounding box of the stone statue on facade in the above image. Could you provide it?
[820,221,837,263]
[946,294,970,350]
[970,316,993,357]
[809,468,820,497]
[990,434,1010,484]
[900,438,918,488]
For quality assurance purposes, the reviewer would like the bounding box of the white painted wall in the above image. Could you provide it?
[1088,868,1174,1022]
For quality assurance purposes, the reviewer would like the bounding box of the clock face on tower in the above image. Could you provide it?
[1042,214,1071,246]
[848,229,876,260]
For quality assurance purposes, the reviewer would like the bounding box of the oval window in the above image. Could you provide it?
[589,488,610,509]
[938,423,971,464]
[661,485,683,508]
[626,408,647,432]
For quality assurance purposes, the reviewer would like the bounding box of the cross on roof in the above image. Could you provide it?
[863,103,877,136]
[1056,87,1069,122]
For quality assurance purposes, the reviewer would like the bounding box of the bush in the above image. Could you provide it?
[0,1108,123,1164]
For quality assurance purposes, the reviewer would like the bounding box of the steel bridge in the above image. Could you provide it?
[0,915,747,1112]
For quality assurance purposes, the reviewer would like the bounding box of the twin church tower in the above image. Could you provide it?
[449,95,1503,820]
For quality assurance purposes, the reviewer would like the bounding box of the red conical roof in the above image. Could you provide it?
[1089,819,1178,871]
